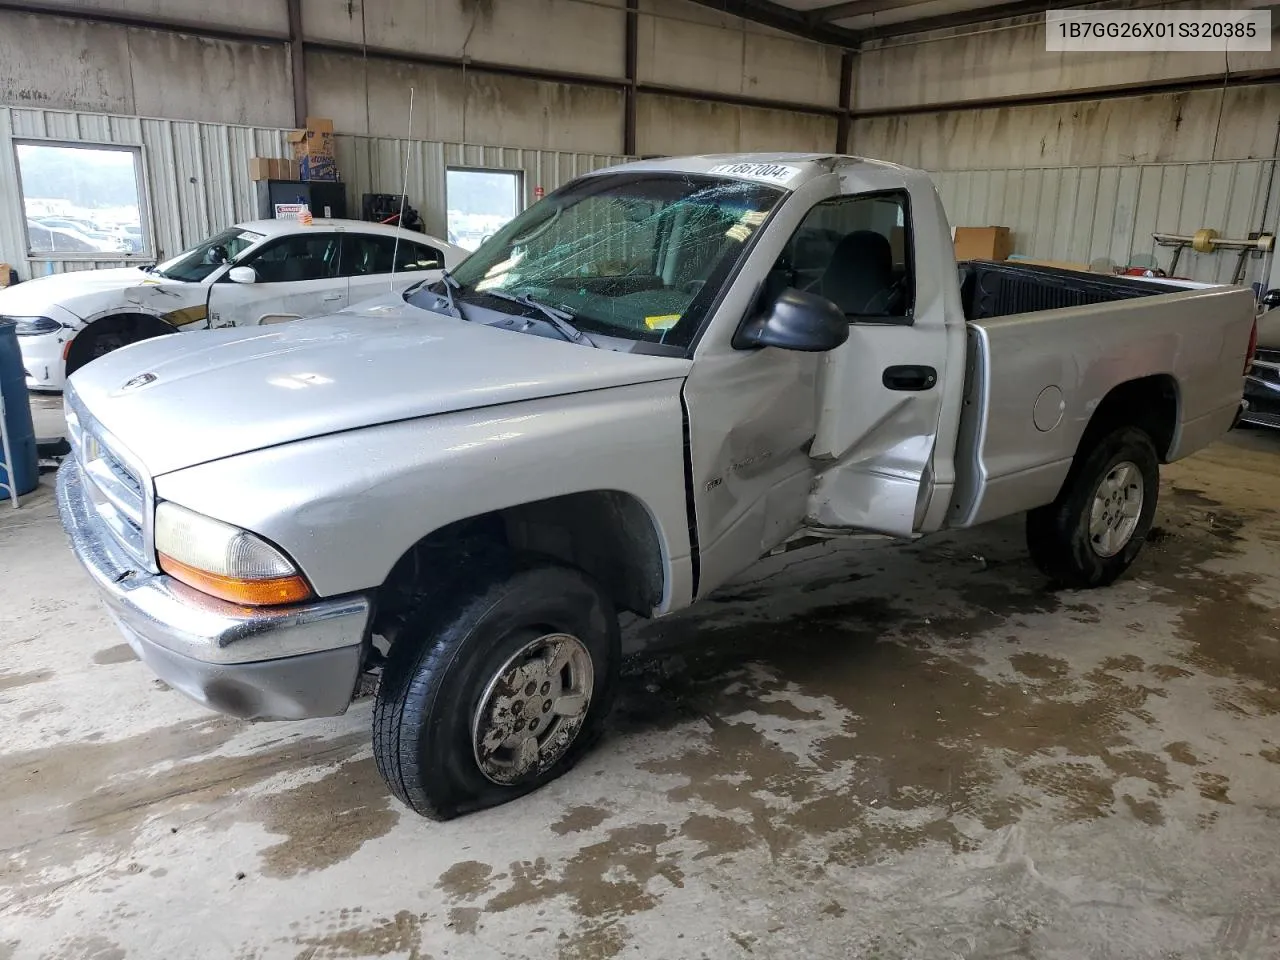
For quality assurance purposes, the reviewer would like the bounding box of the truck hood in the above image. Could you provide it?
[69,297,692,476]
[0,267,156,318]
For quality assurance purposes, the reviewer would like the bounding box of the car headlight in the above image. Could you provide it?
[154,501,312,606]
[11,316,63,336]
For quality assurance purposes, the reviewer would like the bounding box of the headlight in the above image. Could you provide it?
[11,316,62,336]
[154,502,312,606]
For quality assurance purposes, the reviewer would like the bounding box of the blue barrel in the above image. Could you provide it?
[0,320,38,501]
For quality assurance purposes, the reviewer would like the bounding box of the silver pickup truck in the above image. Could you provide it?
[56,153,1255,820]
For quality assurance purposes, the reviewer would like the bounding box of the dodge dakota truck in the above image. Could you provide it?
[55,153,1256,820]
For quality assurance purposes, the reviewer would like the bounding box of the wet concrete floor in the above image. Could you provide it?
[2,430,1279,958]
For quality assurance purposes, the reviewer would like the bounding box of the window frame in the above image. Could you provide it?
[13,137,154,262]
[238,231,344,284]
[445,166,525,250]
[339,233,446,277]
[787,188,917,326]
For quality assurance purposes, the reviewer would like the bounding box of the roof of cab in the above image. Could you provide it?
[587,152,927,193]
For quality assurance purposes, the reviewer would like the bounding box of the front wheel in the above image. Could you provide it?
[1026,426,1159,589]
[372,555,619,820]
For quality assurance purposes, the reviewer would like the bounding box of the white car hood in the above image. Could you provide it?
[0,267,159,318]
[69,298,692,476]
[0,267,209,328]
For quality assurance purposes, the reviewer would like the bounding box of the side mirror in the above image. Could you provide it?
[733,288,849,352]
[1263,288,1280,310]
[228,265,257,285]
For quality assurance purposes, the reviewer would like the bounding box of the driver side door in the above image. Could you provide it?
[206,231,345,327]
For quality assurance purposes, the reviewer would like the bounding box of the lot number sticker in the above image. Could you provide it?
[707,162,801,185]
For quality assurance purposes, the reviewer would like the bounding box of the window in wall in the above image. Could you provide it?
[446,168,522,252]
[15,140,149,258]
[773,192,914,323]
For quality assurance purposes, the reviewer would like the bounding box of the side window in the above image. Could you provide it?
[774,192,914,324]
[342,235,445,276]
[245,233,341,283]
[398,240,444,271]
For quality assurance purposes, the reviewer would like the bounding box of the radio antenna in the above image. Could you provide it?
[389,85,415,292]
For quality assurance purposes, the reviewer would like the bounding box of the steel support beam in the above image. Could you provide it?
[684,0,861,47]
[286,0,307,128]
[860,0,1060,40]
[624,0,639,155]
[848,69,1280,119]
[0,0,289,44]
[810,0,935,22]
[836,49,854,152]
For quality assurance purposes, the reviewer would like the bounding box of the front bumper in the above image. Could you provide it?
[18,329,67,392]
[56,458,372,720]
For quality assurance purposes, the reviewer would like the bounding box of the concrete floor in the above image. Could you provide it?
[2,418,1280,959]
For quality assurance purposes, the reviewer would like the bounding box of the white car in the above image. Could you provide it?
[2,218,465,391]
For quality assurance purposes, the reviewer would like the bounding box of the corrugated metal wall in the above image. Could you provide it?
[0,106,627,279]
[933,159,1280,287]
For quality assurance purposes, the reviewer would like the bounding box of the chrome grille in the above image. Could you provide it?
[66,389,151,567]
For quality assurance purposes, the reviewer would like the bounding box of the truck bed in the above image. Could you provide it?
[958,260,1172,321]
[948,273,1255,530]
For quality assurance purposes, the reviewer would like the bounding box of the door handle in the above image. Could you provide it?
[882,365,938,391]
[322,293,343,302]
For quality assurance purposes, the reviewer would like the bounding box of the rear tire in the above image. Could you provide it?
[372,554,619,820]
[1026,426,1159,589]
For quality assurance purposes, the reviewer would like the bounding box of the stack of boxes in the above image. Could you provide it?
[248,157,295,181]
[247,118,339,183]
[288,117,338,182]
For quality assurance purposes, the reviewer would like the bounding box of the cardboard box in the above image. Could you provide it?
[268,157,294,180]
[249,157,272,180]
[298,154,339,182]
[288,116,335,160]
[954,226,1012,262]
[0,263,12,288]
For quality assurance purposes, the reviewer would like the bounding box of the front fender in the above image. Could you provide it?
[154,381,693,607]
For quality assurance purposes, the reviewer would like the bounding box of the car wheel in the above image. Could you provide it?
[1026,426,1160,589]
[372,553,619,820]
[64,314,174,377]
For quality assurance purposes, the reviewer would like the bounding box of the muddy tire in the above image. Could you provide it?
[372,554,619,820]
[1026,426,1159,589]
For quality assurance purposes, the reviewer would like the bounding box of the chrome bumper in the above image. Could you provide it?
[56,458,372,720]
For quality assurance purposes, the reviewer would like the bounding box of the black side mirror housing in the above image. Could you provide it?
[734,288,849,352]
[1263,288,1280,310]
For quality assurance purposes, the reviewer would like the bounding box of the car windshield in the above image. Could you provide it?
[152,227,265,282]
[415,173,784,347]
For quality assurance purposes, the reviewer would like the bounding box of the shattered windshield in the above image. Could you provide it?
[421,173,784,347]
[152,227,265,282]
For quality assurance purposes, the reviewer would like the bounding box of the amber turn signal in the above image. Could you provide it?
[158,553,313,606]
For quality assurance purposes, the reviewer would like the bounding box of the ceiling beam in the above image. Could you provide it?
[684,0,861,47]
[859,0,1061,41]
[808,0,936,22]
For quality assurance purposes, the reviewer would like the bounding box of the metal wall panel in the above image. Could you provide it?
[0,106,626,281]
[934,159,1280,287]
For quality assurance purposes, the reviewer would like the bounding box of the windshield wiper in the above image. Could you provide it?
[407,268,467,320]
[481,289,596,347]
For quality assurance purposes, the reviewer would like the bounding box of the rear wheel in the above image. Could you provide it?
[372,554,619,820]
[1026,426,1159,588]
